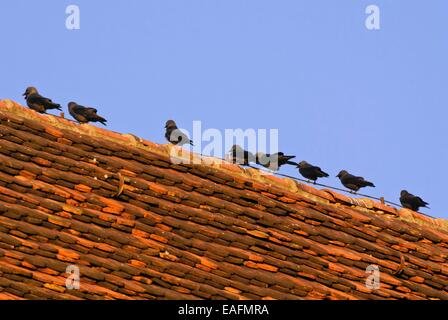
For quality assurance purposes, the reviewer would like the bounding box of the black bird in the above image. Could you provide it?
[228,145,255,166]
[255,152,297,171]
[297,161,329,183]
[68,102,107,126]
[165,120,193,146]
[23,87,62,114]
[400,190,429,212]
[336,170,375,193]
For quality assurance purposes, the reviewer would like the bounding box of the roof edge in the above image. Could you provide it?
[1,99,447,232]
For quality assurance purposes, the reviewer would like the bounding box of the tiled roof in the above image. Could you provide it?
[0,99,447,300]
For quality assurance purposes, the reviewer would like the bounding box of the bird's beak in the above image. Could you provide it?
[22,92,26,96]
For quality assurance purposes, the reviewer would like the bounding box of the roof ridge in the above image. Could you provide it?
[1,98,447,233]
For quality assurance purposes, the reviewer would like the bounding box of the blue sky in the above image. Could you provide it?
[1,1,447,217]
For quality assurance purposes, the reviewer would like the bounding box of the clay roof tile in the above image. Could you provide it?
[0,100,447,300]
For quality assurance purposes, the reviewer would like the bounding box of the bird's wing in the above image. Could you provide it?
[86,107,98,113]
[180,131,190,141]
[28,94,53,105]
[72,104,88,113]
[314,166,327,175]
[84,108,99,116]
[401,194,412,203]
[169,129,190,144]
[342,174,361,183]
[416,197,429,206]
[346,174,373,186]
[299,166,313,175]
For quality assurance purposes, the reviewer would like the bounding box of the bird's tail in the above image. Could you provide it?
[321,170,330,177]
[50,103,62,111]
[365,181,375,188]
[98,116,107,126]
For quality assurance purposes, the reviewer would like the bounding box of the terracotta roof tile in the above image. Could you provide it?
[0,100,447,300]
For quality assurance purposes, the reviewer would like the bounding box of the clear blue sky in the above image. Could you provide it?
[1,1,447,218]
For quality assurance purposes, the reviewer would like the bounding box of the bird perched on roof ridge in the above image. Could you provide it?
[228,145,255,166]
[336,170,375,193]
[400,190,429,212]
[255,152,298,171]
[68,102,107,126]
[23,87,62,114]
[165,120,193,146]
[297,161,329,184]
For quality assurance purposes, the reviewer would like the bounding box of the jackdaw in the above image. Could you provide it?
[23,87,62,114]
[255,152,297,171]
[297,161,329,183]
[400,190,429,212]
[336,170,375,193]
[165,120,193,146]
[68,102,107,126]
